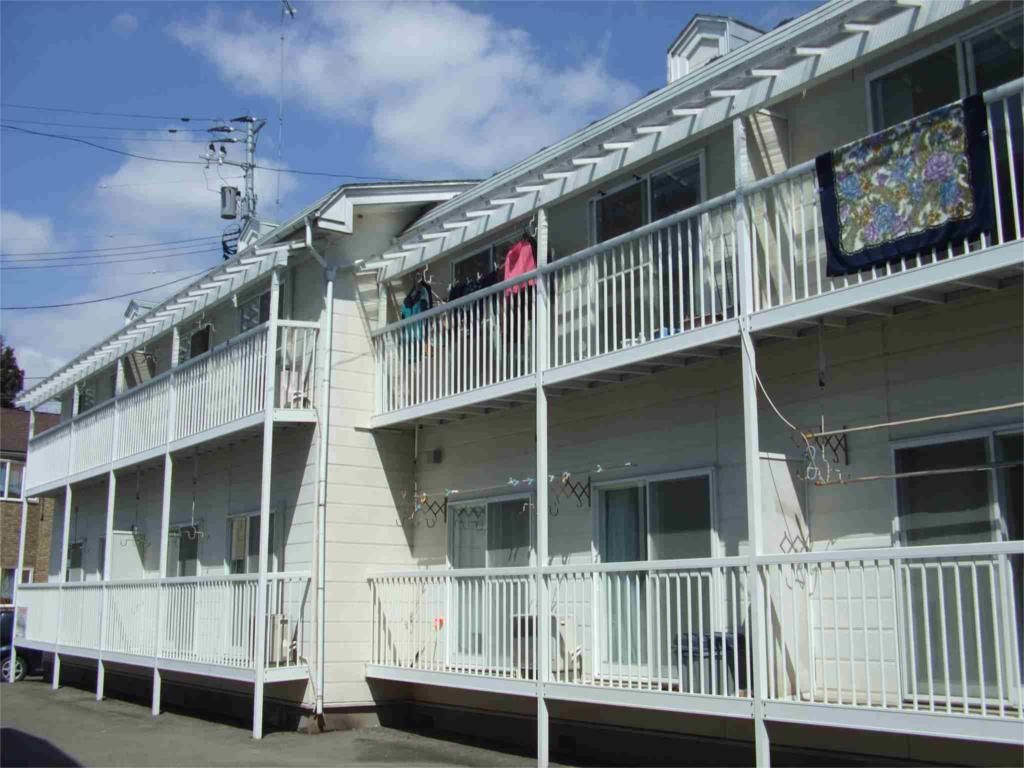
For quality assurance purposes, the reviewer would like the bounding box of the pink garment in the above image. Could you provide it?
[503,239,536,295]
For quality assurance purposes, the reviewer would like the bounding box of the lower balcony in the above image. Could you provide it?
[367,542,1024,745]
[25,319,319,496]
[14,572,312,683]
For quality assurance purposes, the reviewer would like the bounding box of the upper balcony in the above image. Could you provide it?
[24,320,319,496]
[371,80,1024,428]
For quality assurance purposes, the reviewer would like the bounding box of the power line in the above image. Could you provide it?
[3,123,407,181]
[0,103,222,122]
[1,235,220,257]
[1,124,209,165]
[1,248,223,270]
[1,269,213,310]
[1,118,220,133]
[3,132,237,145]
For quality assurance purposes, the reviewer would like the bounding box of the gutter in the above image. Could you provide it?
[304,217,332,718]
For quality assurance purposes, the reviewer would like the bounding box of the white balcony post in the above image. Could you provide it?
[253,267,282,739]
[534,207,551,768]
[8,409,35,682]
[97,468,116,701]
[735,115,770,768]
[153,326,179,716]
[53,482,73,690]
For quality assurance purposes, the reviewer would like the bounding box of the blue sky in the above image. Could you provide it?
[1,0,819,392]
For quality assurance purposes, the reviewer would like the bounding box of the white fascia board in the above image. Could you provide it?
[382,0,980,281]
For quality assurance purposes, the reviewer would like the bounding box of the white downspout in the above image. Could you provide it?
[306,217,332,718]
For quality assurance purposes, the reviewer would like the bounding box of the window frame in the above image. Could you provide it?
[591,466,719,565]
[446,492,536,570]
[0,459,25,500]
[238,290,271,333]
[587,149,707,247]
[889,424,1022,546]
[865,9,1021,132]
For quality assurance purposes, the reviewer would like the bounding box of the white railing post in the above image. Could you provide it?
[53,482,73,690]
[97,467,117,701]
[735,114,771,768]
[535,207,551,768]
[9,409,35,682]
[253,268,282,739]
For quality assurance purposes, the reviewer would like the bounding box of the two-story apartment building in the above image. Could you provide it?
[11,0,1024,765]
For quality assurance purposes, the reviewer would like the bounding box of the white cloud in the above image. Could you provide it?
[0,209,59,252]
[111,12,139,36]
[170,2,642,177]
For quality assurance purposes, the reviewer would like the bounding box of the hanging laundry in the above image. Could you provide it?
[401,281,433,341]
[816,94,993,276]
[503,239,536,295]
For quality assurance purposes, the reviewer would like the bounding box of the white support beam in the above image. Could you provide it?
[489,198,520,206]
[97,468,117,701]
[708,89,743,98]
[843,22,874,33]
[441,221,474,230]
[53,483,73,691]
[794,46,828,56]
[671,107,705,117]
[464,210,495,218]
[571,157,604,166]
[421,232,449,240]
[749,68,784,78]
[534,206,551,768]
[9,411,34,682]
[542,171,577,180]
[514,185,547,193]
[252,267,281,740]
[635,124,669,134]
[601,141,635,151]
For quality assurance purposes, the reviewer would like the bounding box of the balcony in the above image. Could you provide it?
[14,572,311,683]
[25,320,319,496]
[371,80,1024,427]
[368,542,1023,743]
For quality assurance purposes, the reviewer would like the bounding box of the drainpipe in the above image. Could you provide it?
[305,217,332,719]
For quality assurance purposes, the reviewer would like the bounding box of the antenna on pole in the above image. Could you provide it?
[277,1,297,212]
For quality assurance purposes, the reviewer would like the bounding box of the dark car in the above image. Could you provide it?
[1,608,44,682]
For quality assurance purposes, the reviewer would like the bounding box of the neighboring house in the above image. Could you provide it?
[1,408,58,603]
[9,1,1024,766]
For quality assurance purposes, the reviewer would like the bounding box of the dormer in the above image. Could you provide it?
[667,14,763,84]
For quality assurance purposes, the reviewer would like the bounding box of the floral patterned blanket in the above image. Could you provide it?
[816,94,993,276]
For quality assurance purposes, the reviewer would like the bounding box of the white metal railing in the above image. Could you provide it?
[116,374,170,460]
[370,568,538,680]
[370,543,1023,722]
[13,572,312,674]
[24,421,72,489]
[70,400,115,475]
[174,324,268,440]
[545,559,751,695]
[759,544,1023,719]
[750,79,1023,312]
[371,80,1023,418]
[547,198,737,369]
[25,319,320,492]
[374,273,537,414]
[277,321,319,410]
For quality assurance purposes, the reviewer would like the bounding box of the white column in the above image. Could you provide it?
[253,267,282,739]
[153,326,179,716]
[534,208,551,768]
[97,469,117,700]
[9,409,35,682]
[735,115,770,768]
[316,267,336,716]
[53,483,73,690]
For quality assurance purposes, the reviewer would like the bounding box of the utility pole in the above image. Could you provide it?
[234,115,267,226]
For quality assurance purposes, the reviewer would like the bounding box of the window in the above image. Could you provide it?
[590,154,704,245]
[227,513,276,574]
[0,568,32,604]
[449,496,534,569]
[451,248,495,286]
[122,350,157,389]
[869,45,961,131]
[868,14,1024,131]
[188,325,212,359]
[0,460,24,500]
[594,181,646,244]
[239,291,271,332]
[967,16,1024,94]
[66,541,84,582]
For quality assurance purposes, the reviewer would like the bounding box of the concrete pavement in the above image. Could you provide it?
[0,679,535,767]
